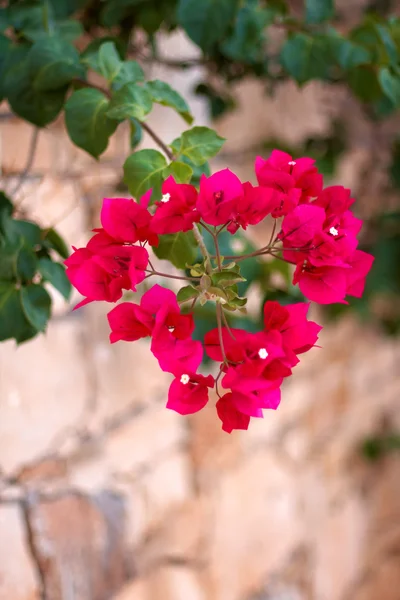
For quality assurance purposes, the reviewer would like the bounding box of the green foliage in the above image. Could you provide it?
[65,88,118,158]
[153,231,198,269]
[305,0,334,25]
[28,37,85,91]
[0,192,71,343]
[171,127,225,166]
[177,0,239,52]
[280,33,332,84]
[107,82,153,120]
[145,80,193,124]
[124,149,167,199]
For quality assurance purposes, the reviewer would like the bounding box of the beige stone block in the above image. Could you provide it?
[0,505,40,600]
[0,319,89,474]
[151,567,207,600]
[312,494,366,600]
[104,405,186,475]
[209,451,302,600]
[27,491,129,600]
[112,579,149,600]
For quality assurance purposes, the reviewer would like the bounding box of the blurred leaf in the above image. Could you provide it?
[0,191,13,219]
[129,117,143,149]
[28,36,85,91]
[123,149,167,199]
[177,0,239,52]
[17,246,38,281]
[107,82,153,121]
[172,126,225,166]
[177,284,199,303]
[145,79,193,124]
[43,228,70,259]
[39,258,71,299]
[21,284,51,332]
[153,231,197,269]
[378,67,400,105]
[280,33,332,84]
[163,161,193,183]
[0,283,37,343]
[347,66,382,102]
[0,34,12,101]
[305,0,334,24]
[222,0,270,64]
[328,30,371,69]
[65,88,118,158]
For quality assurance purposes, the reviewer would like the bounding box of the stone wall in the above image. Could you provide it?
[1,32,399,600]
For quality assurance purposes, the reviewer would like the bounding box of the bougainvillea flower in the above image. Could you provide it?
[263,301,322,356]
[255,150,322,202]
[197,168,244,226]
[151,176,200,234]
[216,393,250,433]
[167,371,214,415]
[281,204,325,249]
[313,185,355,216]
[100,190,158,246]
[142,284,195,343]
[294,263,349,304]
[152,337,204,374]
[65,234,148,308]
[227,182,280,234]
[345,249,374,298]
[222,369,282,416]
[107,302,154,343]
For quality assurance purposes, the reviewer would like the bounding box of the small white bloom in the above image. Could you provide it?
[258,348,269,359]
[329,226,339,237]
[161,193,171,203]
[180,374,190,385]
[288,160,296,166]
[168,326,175,332]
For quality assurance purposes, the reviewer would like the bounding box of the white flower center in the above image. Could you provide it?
[168,326,175,332]
[180,374,190,385]
[288,160,296,166]
[161,193,171,203]
[329,226,339,237]
[258,348,269,360]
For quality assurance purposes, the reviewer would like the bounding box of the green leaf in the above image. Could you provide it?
[347,66,382,102]
[8,220,42,246]
[0,34,12,101]
[130,118,143,150]
[98,41,122,83]
[379,67,400,106]
[28,37,85,92]
[177,0,239,52]
[174,156,211,187]
[280,33,332,84]
[0,8,8,32]
[65,88,118,158]
[113,60,145,91]
[211,270,246,287]
[17,247,38,281]
[21,284,51,332]
[0,237,22,281]
[172,126,225,166]
[57,20,84,42]
[39,258,71,299]
[153,231,197,269]
[375,23,398,67]
[305,0,334,24]
[123,149,167,199]
[221,1,270,64]
[177,285,200,303]
[328,31,371,69]
[107,82,153,121]
[83,40,144,90]
[43,228,70,259]
[163,161,193,184]
[0,191,13,219]
[3,45,67,126]
[0,283,37,343]
[145,80,193,124]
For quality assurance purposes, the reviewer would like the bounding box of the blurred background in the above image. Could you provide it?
[0,0,399,599]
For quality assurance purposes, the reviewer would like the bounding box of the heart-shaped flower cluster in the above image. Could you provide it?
[65,151,374,433]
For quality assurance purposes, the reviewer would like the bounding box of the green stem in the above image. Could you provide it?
[193,224,212,273]
[145,269,197,282]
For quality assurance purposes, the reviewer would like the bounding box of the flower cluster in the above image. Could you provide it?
[65,150,374,433]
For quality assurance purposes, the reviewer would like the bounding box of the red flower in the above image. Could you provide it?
[151,176,200,234]
[197,169,244,226]
[216,393,250,433]
[100,190,158,246]
[227,182,279,234]
[167,372,214,415]
[65,232,148,309]
[107,302,154,343]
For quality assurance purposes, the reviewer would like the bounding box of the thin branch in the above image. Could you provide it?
[216,304,228,365]
[10,128,40,196]
[145,269,197,282]
[140,121,174,161]
[193,224,212,273]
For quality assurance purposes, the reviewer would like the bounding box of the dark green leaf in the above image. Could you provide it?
[28,37,85,91]
[107,82,153,121]
[0,8,8,32]
[280,33,332,84]
[130,117,143,149]
[0,237,22,281]
[123,149,167,199]
[145,79,193,124]
[8,220,42,246]
[305,0,334,24]
[177,0,239,52]
[172,126,225,166]
[211,270,246,287]
[43,228,69,259]
[177,285,200,303]
[17,247,38,281]
[3,45,67,126]
[57,20,84,42]
[328,31,371,69]
[0,191,13,219]
[65,88,118,158]
[222,1,270,63]
[21,284,51,332]
[48,0,88,19]
[98,40,122,82]
[163,161,193,184]
[375,23,398,66]
[0,283,38,343]
[39,258,71,299]
[0,34,12,100]
[83,40,144,90]
[112,60,145,91]
[378,67,400,106]
[347,66,382,102]
[153,231,197,269]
